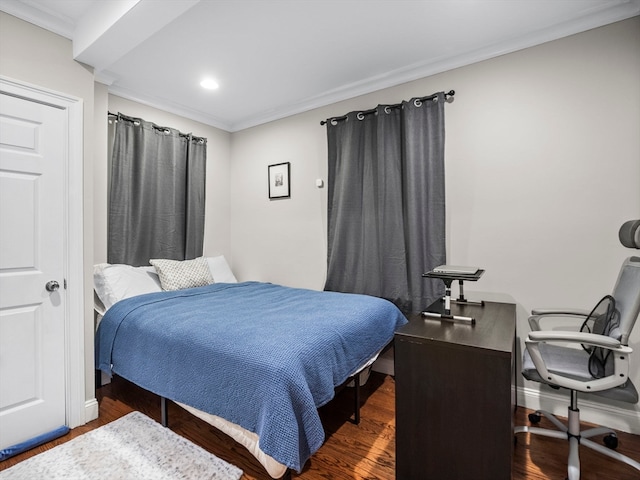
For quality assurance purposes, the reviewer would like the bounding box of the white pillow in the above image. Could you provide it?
[150,257,214,291]
[206,255,238,283]
[93,256,237,313]
[93,263,163,311]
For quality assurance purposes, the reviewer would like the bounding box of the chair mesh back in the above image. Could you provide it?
[612,257,640,346]
[580,295,618,378]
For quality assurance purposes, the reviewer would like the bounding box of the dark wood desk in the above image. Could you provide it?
[394,300,516,479]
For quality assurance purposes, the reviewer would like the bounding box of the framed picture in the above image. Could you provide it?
[268,162,290,199]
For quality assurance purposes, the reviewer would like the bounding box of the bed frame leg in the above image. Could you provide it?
[161,396,169,427]
[352,371,361,425]
[282,468,292,480]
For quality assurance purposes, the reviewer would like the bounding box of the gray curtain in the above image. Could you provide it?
[325,93,446,313]
[108,114,206,266]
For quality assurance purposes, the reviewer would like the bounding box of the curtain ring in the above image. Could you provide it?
[357,112,365,121]
[133,121,141,126]
[432,96,439,103]
[414,99,422,107]
[384,106,392,114]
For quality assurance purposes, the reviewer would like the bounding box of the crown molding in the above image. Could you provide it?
[5,0,638,133]
[230,1,640,132]
[0,0,75,38]
[108,84,232,132]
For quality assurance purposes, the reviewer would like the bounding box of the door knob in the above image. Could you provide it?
[45,280,60,292]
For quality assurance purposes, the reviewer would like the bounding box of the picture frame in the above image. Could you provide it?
[268,162,290,199]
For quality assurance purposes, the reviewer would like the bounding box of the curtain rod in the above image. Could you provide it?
[108,111,206,144]
[320,90,455,126]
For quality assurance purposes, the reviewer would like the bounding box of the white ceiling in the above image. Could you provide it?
[2,0,638,132]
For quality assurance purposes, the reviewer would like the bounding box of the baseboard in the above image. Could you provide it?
[85,397,99,423]
[517,386,640,435]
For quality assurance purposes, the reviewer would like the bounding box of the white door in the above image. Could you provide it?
[0,92,67,450]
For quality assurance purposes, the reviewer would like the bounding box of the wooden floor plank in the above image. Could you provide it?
[1,372,639,479]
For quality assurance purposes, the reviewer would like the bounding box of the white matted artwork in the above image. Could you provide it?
[268,162,290,199]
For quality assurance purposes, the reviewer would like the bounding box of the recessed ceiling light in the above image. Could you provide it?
[200,78,219,90]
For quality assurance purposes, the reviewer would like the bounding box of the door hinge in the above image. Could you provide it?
[64,279,67,289]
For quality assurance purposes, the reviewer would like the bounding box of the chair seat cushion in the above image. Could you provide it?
[522,344,638,404]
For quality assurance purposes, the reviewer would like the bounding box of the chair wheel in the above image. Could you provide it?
[603,434,618,449]
[528,412,541,424]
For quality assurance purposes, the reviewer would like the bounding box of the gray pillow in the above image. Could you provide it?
[150,257,214,291]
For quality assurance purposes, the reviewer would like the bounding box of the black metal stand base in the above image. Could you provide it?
[422,310,476,325]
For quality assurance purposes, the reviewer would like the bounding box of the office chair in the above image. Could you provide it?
[515,220,640,480]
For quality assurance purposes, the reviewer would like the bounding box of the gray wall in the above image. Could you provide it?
[229,18,640,432]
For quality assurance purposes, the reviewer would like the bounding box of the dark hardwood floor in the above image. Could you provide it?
[1,372,639,479]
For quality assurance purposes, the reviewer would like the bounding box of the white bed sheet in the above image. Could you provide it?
[175,402,288,479]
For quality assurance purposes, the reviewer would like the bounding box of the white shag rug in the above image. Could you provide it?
[0,411,243,480]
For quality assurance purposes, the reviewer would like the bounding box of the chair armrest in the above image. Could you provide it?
[525,331,633,393]
[528,330,631,351]
[531,308,591,316]
[528,308,590,331]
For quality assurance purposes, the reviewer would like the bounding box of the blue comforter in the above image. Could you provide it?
[96,281,406,472]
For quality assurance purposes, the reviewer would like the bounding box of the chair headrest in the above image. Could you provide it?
[619,220,640,249]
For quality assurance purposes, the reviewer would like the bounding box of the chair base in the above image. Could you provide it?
[515,405,640,480]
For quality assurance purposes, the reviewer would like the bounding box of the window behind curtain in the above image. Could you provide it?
[107,114,207,267]
[324,93,447,313]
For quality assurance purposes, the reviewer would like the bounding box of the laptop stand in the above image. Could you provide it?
[422,269,485,324]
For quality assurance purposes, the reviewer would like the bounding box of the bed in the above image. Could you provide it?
[94,256,407,478]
